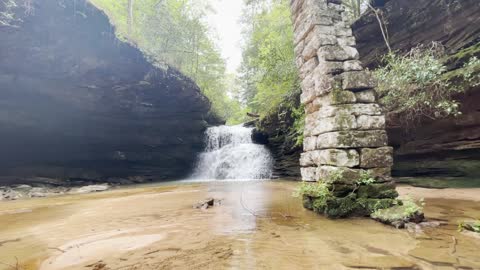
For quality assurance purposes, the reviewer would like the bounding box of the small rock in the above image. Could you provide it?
[193,198,221,209]
[68,184,110,194]
[15,184,32,189]
[0,188,24,201]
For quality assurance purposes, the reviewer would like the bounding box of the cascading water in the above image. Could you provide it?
[191,125,273,180]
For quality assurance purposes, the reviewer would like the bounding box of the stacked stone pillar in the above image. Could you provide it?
[291,0,397,217]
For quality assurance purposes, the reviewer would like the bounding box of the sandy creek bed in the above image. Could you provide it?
[0,180,479,270]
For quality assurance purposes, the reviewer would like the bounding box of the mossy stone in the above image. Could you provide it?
[370,205,425,228]
[357,182,398,199]
[313,193,359,218]
[357,198,398,215]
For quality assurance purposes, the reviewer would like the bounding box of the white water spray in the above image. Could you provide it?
[191,125,273,180]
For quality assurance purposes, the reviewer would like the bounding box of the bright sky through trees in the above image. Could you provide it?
[207,0,244,73]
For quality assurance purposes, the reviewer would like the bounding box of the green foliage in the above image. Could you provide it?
[90,0,245,122]
[356,171,375,186]
[458,220,480,233]
[374,44,469,126]
[342,0,371,22]
[293,181,331,199]
[371,197,424,222]
[239,0,300,116]
[462,56,480,87]
[290,102,305,147]
[402,197,424,216]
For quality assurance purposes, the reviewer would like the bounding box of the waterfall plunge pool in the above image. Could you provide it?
[1,180,479,270]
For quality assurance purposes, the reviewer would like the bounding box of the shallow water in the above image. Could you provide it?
[0,180,479,270]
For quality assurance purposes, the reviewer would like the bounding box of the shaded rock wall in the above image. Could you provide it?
[252,93,302,179]
[353,0,480,68]
[353,0,480,179]
[0,0,216,185]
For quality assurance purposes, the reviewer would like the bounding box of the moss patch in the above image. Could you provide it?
[357,183,398,199]
[370,203,424,228]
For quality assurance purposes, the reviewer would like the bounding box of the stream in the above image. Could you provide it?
[0,181,479,270]
[1,127,479,270]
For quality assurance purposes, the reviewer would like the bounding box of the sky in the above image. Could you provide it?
[207,0,245,74]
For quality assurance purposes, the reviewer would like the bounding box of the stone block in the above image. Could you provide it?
[316,166,363,184]
[357,115,385,130]
[342,71,376,91]
[315,59,344,75]
[367,167,392,182]
[315,90,357,106]
[305,113,357,136]
[355,89,376,103]
[294,40,305,61]
[296,56,304,69]
[343,60,363,71]
[300,74,316,104]
[306,93,352,114]
[301,167,317,182]
[294,14,334,45]
[360,147,394,168]
[303,136,317,151]
[316,104,383,118]
[317,45,359,61]
[299,57,318,79]
[302,149,359,167]
[338,36,356,46]
[303,32,337,61]
[300,152,314,167]
[316,130,388,149]
[312,71,336,97]
[357,181,398,199]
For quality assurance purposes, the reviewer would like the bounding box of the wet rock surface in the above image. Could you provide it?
[370,204,425,229]
[0,183,110,201]
[0,0,218,186]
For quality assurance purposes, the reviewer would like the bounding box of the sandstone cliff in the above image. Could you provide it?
[353,0,480,179]
[0,0,217,185]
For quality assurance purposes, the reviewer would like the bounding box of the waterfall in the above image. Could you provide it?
[191,125,273,180]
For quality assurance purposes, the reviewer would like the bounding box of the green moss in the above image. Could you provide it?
[445,43,480,68]
[357,183,398,199]
[371,199,423,224]
[357,198,397,214]
[320,193,358,218]
[459,221,480,233]
[335,112,354,129]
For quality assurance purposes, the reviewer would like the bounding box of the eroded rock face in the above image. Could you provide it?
[353,0,480,68]
[0,0,217,185]
[353,0,480,179]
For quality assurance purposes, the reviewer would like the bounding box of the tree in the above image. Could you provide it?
[91,0,245,122]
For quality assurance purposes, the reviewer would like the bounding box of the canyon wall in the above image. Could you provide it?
[353,0,480,179]
[0,0,217,185]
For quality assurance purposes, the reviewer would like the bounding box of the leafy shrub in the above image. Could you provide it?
[356,171,375,186]
[458,220,480,233]
[462,56,480,87]
[293,181,331,198]
[402,197,424,217]
[374,43,466,126]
